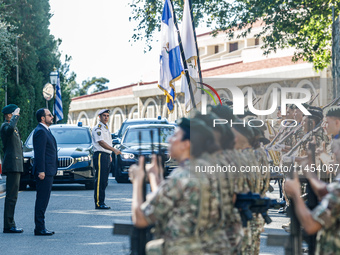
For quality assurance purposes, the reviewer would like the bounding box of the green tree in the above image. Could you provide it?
[0,2,16,111]
[70,77,109,97]
[1,0,66,139]
[130,0,340,70]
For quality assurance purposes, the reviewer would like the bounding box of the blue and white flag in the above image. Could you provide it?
[180,0,201,112]
[54,73,63,122]
[158,0,184,113]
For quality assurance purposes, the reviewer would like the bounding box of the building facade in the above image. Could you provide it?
[68,28,332,133]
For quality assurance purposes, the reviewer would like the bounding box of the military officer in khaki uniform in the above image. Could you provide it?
[1,104,24,233]
[92,109,121,209]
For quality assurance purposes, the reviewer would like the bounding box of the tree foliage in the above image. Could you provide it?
[0,0,71,142]
[70,77,109,97]
[130,0,340,70]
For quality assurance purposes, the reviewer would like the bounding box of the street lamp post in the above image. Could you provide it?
[49,67,58,123]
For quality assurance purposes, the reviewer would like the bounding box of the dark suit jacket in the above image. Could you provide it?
[0,115,23,173]
[32,124,58,176]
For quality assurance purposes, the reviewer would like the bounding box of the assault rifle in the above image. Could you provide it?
[308,93,319,105]
[235,192,285,227]
[267,121,292,148]
[303,142,318,255]
[275,124,303,146]
[129,131,150,255]
[284,125,321,157]
[113,131,155,255]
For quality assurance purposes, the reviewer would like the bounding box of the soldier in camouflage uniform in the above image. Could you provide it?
[319,106,340,181]
[209,103,266,255]
[232,123,261,255]
[129,117,232,254]
[274,105,303,215]
[282,107,323,231]
[250,122,271,255]
[285,137,340,255]
[195,109,244,254]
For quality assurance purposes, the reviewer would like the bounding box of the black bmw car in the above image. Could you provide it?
[20,124,95,190]
[113,124,177,183]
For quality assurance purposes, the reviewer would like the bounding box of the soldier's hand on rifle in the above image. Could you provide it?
[295,156,308,166]
[146,154,164,191]
[316,141,326,155]
[129,156,145,183]
[282,155,295,164]
[272,144,285,151]
[285,173,301,199]
[331,139,340,164]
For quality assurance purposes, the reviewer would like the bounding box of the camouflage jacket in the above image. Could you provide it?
[240,148,261,194]
[254,147,271,197]
[312,181,340,255]
[141,158,231,254]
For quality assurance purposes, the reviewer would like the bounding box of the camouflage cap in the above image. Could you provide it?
[324,106,340,118]
[233,118,254,143]
[237,109,257,119]
[2,104,18,115]
[289,104,297,110]
[190,118,215,141]
[221,97,233,106]
[209,104,235,121]
[308,105,322,112]
[177,117,190,138]
[193,111,225,135]
[307,108,323,121]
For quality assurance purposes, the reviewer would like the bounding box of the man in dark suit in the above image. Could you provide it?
[33,108,58,236]
[1,104,24,233]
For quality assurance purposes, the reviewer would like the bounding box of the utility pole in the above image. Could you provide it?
[16,35,19,87]
[5,77,7,106]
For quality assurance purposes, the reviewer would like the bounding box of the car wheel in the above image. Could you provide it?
[85,182,94,190]
[115,165,129,183]
[28,181,36,190]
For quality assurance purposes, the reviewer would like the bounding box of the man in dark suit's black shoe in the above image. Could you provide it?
[34,229,55,236]
[95,204,111,209]
[3,227,23,233]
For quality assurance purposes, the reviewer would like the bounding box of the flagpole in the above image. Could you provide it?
[169,0,196,110]
[187,0,206,114]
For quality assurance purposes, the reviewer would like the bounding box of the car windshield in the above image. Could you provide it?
[119,121,168,138]
[25,128,91,147]
[123,127,174,145]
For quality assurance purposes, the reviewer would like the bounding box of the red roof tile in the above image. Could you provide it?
[72,56,304,101]
[202,56,304,77]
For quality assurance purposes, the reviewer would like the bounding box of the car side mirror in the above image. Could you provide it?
[112,138,120,145]
[112,133,118,139]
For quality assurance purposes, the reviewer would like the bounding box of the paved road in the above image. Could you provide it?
[0,177,290,255]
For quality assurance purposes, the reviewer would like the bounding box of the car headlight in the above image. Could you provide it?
[121,153,135,160]
[75,156,91,162]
